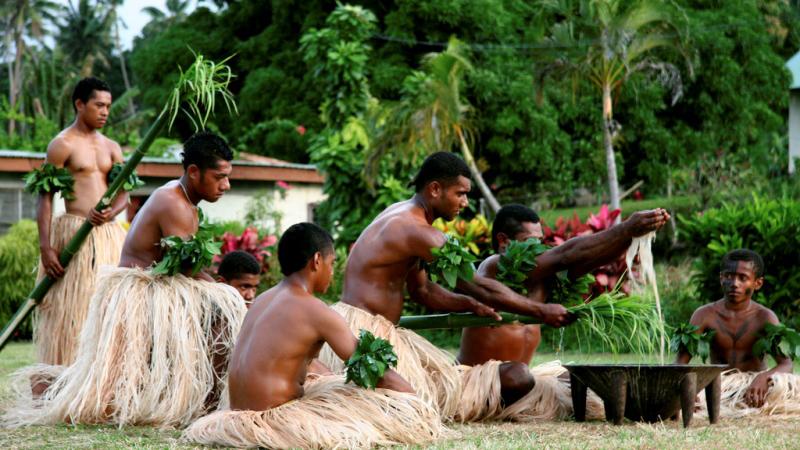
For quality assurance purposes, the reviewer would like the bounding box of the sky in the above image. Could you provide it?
[53,0,213,51]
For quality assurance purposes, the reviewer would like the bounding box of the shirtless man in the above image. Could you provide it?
[459,204,670,405]
[6,132,247,429]
[676,249,793,408]
[217,250,262,307]
[34,77,128,365]
[229,222,411,410]
[184,223,440,449]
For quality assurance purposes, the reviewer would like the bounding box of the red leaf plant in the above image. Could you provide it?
[214,227,278,274]
[543,205,630,297]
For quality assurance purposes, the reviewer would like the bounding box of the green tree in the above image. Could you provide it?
[535,0,690,211]
[58,0,115,77]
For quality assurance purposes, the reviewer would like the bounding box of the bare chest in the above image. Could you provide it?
[66,140,113,176]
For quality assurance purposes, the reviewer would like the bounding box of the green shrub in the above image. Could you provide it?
[0,220,40,339]
[680,195,800,328]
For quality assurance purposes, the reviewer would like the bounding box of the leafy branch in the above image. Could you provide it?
[23,163,76,201]
[669,323,716,363]
[107,162,145,192]
[427,235,478,289]
[496,238,549,294]
[151,209,221,276]
[753,323,800,360]
[345,329,398,389]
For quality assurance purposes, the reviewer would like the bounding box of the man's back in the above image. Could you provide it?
[342,200,441,322]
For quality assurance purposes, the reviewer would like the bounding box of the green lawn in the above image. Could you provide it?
[537,195,698,226]
[1,341,799,449]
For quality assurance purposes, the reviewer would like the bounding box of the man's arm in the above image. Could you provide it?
[745,311,793,407]
[37,140,71,278]
[316,303,413,393]
[527,209,670,284]
[406,267,501,320]
[88,143,128,226]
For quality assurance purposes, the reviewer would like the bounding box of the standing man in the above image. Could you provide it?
[32,77,128,366]
[6,132,247,429]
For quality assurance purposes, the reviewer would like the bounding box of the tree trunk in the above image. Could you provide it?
[114,21,136,117]
[457,128,501,214]
[602,83,621,216]
[8,26,25,137]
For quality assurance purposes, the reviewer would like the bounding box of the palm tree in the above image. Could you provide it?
[535,0,690,212]
[142,0,191,30]
[103,0,136,117]
[370,37,501,214]
[58,0,115,77]
[2,0,61,136]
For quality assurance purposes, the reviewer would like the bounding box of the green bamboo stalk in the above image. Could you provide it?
[398,312,542,330]
[0,53,237,353]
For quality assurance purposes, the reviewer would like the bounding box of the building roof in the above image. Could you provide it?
[0,149,324,184]
[788,50,800,90]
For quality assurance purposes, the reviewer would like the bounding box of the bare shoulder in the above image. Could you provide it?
[45,131,73,165]
[101,133,124,161]
[689,302,718,326]
[754,302,780,325]
[477,254,500,277]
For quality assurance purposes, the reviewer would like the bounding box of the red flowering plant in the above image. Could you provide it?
[542,205,630,297]
[213,227,278,274]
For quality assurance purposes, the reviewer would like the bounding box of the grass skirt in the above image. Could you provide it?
[318,303,601,422]
[34,214,126,365]
[455,360,605,422]
[3,267,247,428]
[182,374,443,449]
[695,370,800,418]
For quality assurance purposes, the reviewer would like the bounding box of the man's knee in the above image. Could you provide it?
[499,361,535,405]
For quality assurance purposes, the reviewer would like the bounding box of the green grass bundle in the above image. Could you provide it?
[563,291,662,355]
[669,323,715,363]
[108,163,145,192]
[427,235,477,289]
[151,210,221,276]
[23,163,75,200]
[753,323,800,360]
[496,238,549,294]
[345,329,398,389]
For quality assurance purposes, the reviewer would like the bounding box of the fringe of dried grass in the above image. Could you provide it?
[455,360,605,422]
[319,302,462,419]
[33,214,126,366]
[3,267,247,428]
[695,370,800,418]
[182,374,444,449]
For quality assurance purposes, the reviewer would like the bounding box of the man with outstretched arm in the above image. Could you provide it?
[183,223,441,449]
[32,77,128,366]
[457,204,668,420]
[5,132,247,429]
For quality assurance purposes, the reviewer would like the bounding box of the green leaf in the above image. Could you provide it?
[345,329,398,389]
[427,235,476,289]
[23,163,76,200]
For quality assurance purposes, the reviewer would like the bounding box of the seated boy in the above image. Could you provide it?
[183,223,442,449]
[676,249,799,415]
[217,250,262,307]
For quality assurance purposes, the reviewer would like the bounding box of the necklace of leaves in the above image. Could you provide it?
[669,323,716,363]
[151,208,221,276]
[24,163,76,200]
[345,329,398,389]
[753,323,800,360]
[426,234,478,289]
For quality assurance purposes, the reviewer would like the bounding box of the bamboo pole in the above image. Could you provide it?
[0,53,237,353]
[397,312,542,330]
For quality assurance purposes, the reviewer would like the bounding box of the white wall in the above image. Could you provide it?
[790,90,800,175]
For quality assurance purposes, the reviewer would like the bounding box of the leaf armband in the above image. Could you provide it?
[427,235,478,289]
[23,163,76,200]
[753,323,800,360]
[108,162,145,192]
[496,238,550,294]
[345,329,398,389]
[151,209,221,276]
[669,323,716,363]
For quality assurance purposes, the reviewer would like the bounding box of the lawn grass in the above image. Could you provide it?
[1,341,798,449]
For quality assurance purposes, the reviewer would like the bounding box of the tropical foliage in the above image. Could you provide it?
[345,329,398,390]
[669,323,715,363]
[0,221,39,339]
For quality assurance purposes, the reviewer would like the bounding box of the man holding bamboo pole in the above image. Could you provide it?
[3,132,247,429]
[30,77,128,367]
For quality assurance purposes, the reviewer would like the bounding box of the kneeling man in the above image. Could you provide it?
[183,223,441,449]
[677,249,799,417]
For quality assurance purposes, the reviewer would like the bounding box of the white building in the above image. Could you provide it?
[0,150,325,234]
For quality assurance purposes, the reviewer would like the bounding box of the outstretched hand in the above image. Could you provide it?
[463,295,502,321]
[624,208,670,237]
[538,303,575,328]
